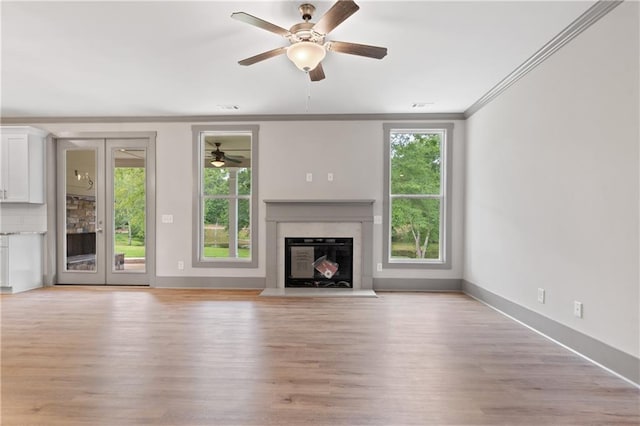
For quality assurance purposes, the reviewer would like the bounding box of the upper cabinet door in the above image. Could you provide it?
[1,134,30,202]
[0,127,46,204]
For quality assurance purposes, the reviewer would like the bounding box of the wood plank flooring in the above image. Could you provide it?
[1,287,638,425]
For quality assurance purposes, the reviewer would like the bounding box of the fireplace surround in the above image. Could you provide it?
[264,199,374,290]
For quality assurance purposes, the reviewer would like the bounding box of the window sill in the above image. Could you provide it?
[193,258,257,269]
[383,260,451,270]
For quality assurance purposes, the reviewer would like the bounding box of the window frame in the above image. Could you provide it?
[382,123,453,269]
[191,125,259,268]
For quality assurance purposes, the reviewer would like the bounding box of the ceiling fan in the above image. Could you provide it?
[231,0,387,81]
[210,142,243,168]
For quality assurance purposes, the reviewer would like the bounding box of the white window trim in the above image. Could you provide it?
[191,125,259,268]
[382,123,453,269]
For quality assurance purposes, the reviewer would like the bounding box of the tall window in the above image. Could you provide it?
[383,123,453,269]
[192,125,259,268]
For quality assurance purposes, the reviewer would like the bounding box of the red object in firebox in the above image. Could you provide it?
[312,255,339,279]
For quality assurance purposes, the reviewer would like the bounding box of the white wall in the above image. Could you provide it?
[464,2,639,357]
[35,119,465,281]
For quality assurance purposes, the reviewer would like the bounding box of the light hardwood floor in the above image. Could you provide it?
[1,287,638,425]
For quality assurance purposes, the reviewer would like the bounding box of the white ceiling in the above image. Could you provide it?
[1,1,595,117]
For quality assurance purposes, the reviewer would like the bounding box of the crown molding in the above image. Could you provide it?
[0,113,465,125]
[464,0,623,118]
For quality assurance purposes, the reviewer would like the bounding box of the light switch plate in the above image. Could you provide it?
[162,214,173,224]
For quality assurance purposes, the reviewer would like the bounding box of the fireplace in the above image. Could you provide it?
[285,237,353,288]
[264,199,374,290]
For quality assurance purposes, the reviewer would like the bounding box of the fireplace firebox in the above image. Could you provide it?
[285,237,353,288]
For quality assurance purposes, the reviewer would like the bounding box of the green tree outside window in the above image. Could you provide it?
[390,132,442,259]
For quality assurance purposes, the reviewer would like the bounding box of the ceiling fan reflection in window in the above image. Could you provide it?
[209,143,244,168]
[231,0,387,81]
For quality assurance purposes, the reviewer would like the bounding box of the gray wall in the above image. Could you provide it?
[464,2,639,358]
[33,119,466,283]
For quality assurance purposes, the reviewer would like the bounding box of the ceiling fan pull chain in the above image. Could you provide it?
[306,75,312,112]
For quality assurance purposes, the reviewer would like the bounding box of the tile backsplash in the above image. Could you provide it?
[0,203,47,233]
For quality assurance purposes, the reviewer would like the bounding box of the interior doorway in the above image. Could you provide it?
[56,135,155,285]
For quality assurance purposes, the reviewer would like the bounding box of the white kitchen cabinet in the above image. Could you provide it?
[0,236,8,287]
[0,233,43,294]
[0,126,47,203]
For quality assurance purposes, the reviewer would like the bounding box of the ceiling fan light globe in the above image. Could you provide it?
[211,159,225,167]
[287,41,326,72]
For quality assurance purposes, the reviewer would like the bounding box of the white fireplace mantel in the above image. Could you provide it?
[264,199,374,290]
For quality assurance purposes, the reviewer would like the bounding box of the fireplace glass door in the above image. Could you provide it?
[285,237,353,288]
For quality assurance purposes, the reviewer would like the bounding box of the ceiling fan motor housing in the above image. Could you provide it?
[289,22,324,43]
[299,4,316,21]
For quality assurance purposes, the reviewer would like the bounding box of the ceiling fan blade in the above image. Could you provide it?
[309,63,326,82]
[224,156,243,164]
[327,40,387,59]
[224,153,245,159]
[238,47,287,66]
[231,12,291,37]
[313,0,360,35]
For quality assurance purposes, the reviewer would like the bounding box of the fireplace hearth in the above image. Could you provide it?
[285,237,353,288]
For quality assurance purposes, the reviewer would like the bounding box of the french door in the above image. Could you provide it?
[56,137,154,285]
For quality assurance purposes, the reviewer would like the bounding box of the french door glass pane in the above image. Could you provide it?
[65,149,97,271]
[113,149,146,272]
[390,198,441,260]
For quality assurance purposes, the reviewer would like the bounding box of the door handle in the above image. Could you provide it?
[96,227,103,233]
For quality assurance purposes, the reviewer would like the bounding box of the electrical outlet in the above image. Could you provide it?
[327,172,334,182]
[377,263,383,272]
[573,301,583,318]
[177,261,184,270]
[537,288,545,304]
[374,215,382,224]
[306,173,313,182]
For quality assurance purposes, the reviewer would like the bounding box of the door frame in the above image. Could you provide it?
[53,132,156,286]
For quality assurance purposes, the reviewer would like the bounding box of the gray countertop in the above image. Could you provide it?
[0,231,47,235]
